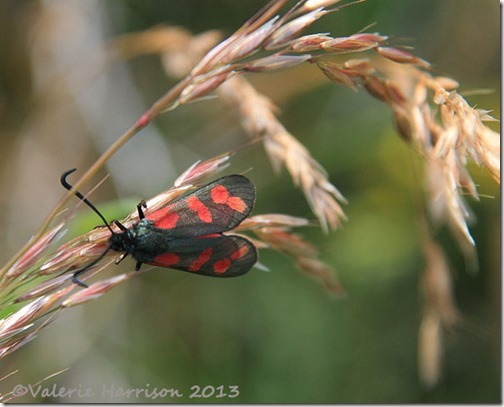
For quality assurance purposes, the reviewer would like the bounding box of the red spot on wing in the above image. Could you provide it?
[187,196,212,223]
[189,248,213,271]
[200,233,221,238]
[154,253,180,266]
[213,258,231,274]
[147,207,179,229]
[159,211,179,229]
[211,185,229,204]
[230,245,249,260]
[210,185,247,213]
[227,196,246,213]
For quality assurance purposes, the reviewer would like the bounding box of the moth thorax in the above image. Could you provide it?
[108,230,134,252]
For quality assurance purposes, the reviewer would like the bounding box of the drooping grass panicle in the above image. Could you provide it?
[418,224,461,389]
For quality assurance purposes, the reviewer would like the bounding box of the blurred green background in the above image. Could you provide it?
[0,0,500,403]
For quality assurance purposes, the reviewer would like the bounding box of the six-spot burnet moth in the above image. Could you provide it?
[61,169,258,288]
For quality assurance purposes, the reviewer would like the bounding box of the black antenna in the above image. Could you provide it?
[60,168,115,287]
[60,168,114,234]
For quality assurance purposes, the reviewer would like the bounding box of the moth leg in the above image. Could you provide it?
[135,261,143,271]
[115,252,128,265]
[69,247,112,288]
[72,271,88,288]
[137,200,147,219]
[114,220,128,232]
